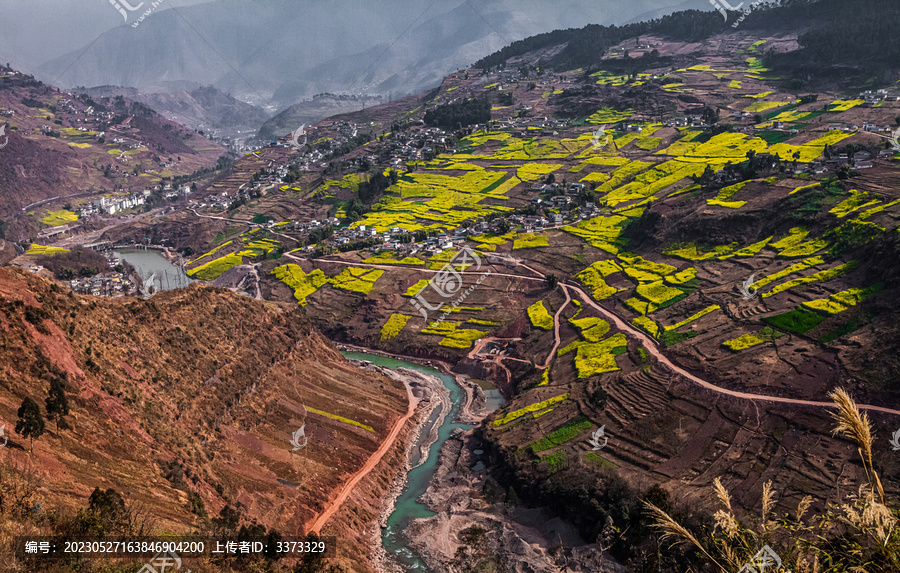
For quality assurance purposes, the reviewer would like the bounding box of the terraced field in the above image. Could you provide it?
[159,32,900,550]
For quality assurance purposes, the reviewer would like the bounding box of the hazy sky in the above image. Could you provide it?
[0,0,213,73]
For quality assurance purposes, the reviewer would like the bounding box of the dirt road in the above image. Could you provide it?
[543,286,571,369]
[308,379,419,533]
[280,257,900,416]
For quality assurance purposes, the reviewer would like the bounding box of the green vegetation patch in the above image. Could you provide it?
[421,322,486,349]
[764,308,828,333]
[529,417,593,453]
[664,242,736,261]
[731,236,773,257]
[307,406,374,433]
[27,244,69,256]
[573,333,628,378]
[513,233,549,249]
[363,253,424,266]
[635,281,685,305]
[271,264,330,305]
[762,261,856,298]
[540,451,568,474]
[517,163,562,182]
[828,99,864,112]
[330,267,384,294]
[40,210,78,227]
[829,190,880,218]
[404,279,430,297]
[634,137,663,151]
[585,452,616,468]
[722,333,765,351]
[470,231,516,246]
[665,268,698,285]
[802,284,883,315]
[664,305,721,332]
[707,181,749,209]
[570,317,611,342]
[190,241,233,264]
[537,369,550,387]
[187,252,245,281]
[661,329,699,347]
[631,316,660,338]
[586,107,634,124]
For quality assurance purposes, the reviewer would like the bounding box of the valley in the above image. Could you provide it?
[2,1,900,572]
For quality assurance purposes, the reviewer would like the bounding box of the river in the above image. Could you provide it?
[341,351,497,572]
[113,249,192,291]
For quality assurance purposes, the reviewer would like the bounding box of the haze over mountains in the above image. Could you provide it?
[38,0,708,111]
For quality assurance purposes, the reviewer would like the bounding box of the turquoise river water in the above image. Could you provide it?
[340,351,472,572]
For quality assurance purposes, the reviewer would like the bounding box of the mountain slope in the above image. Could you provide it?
[38,0,713,108]
[0,267,408,572]
[75,85,271,140]
[0,65,228,239]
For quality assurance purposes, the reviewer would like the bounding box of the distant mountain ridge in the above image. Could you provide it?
[39,0,712,110]
[75,84,271,139]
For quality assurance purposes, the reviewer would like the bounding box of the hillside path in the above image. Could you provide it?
[288,257,900,417]
[308,378,418,533]
[543,285,571,369]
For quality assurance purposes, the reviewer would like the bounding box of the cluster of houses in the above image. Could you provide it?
[268,121,363,169]
[69,272,136,297]
[860,89,900,105]
[285,217,342,233]
[58,99,117,130]
[386,126,449,167]
[667,115,710,129]
[194,188,244,210]
[89,193,147,216]
[788,150,894,174]
[479,115,571,137]
[79,184,192,216]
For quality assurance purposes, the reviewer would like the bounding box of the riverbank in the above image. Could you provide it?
[338,344,499,573]
[336,343,488,423]
[356,362,447,573]
[404,430,621,573]
[342,359,444,573]
[338,350,619,572]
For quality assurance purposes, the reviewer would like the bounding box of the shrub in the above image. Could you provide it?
[529,417,593,453]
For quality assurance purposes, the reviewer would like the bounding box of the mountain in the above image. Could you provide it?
[105,2,900,569]
[0,266,409,572]
[0,65,228,241]
[75,85,271,141]
[256,93,385,142]
[38,0,712,109]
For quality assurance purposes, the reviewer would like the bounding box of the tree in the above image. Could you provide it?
[505,486,519,507]
[15,398,45,452]
[45,376,70,435]
[293,532,346,573]
[545,274,559,290]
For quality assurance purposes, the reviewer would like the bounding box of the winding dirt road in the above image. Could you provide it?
[308,379,419,534]
[543,285,571,369]
[305,257,900,415]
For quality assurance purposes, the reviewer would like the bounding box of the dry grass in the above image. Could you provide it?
[644,388,899,573]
